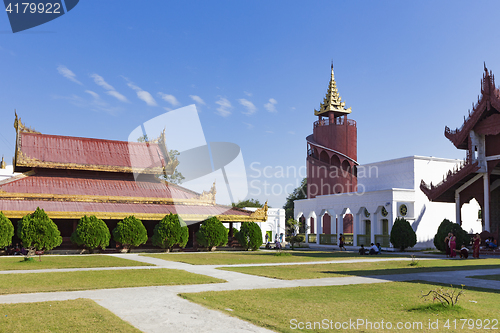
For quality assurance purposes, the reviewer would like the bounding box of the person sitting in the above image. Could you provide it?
[358,245,366,255]
[376,242,382,253]
[368,243,379,255]
[459,244,469,259]
[275,239,282,250]
[485,238,498,249]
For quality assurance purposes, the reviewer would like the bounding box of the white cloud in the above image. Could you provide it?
[91,74,115,91]
[85,90,100,99]
[215,97,232,117]
[244,91,252,97]
[91,73,129,102]
[189,95,206,105]
[264,98,278,113]
[158,92,180,106]
[239,98,257,116]
[57,65,82,85]
[106,90,128,102]
[243,122,254,130]
[126,80,157,106]
[288,131,295,135]
[266,130,274,134]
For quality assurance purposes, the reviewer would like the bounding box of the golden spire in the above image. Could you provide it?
[314,64,351,116]
[0,156,5,169]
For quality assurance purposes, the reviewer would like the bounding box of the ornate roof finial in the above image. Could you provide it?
[314,64,352,117]
[0,156,5,169]
[484,61,488,72]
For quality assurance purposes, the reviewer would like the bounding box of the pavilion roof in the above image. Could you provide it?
[444,65,500,149]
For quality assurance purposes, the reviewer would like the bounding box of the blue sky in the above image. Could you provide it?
[1,1,500,207]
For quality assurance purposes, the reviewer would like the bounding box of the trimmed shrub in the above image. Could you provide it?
[196,217,228,250]
[70,215,110,253]
[0,212,14,248]
[112,215,148,252]
[390,217,417,251]
[433,219,470,252]
[289,235,305,249]
[152,213,189,251]
[17,207,62,259]
[236,222,262,251]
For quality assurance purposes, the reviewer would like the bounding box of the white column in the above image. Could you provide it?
[455,192,461,225]
[330,213,336,235]
[305,216,311,243]
[484,173,490,232]
[316,214,322,245]
[338,214,344,238]
[370,212,376,244]
[353,213,359,246]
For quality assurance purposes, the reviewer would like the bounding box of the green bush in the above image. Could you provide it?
[390,217,417,251]
[433,219,470,252]
[196,217,228,250]
[17,207,62,259]
[289,235,305,249]
[112,215,148,251]
[70,215,110,253]
[152,214,189,251]
[236,222,262,250]
[0,212,14,248]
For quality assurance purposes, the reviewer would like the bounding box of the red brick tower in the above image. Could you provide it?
[306,65,358,198]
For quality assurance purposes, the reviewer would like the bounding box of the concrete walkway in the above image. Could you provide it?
[0,254,499,333]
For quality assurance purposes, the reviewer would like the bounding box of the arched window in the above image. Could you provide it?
[320,150,329,163]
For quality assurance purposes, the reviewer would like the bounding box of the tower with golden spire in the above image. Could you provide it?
[306,64,358,198]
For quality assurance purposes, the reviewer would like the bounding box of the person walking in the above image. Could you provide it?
[444,232,451,258]
[449,232,457,258]
[472,233,481,259]
[339,233,346,251]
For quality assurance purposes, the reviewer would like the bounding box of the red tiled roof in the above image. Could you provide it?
[0,170,197,199]
[16,132,166,173]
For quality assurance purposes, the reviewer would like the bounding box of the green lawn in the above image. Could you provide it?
[0,298,140,332]
[219,258,500,279]
[182,281,500,333]
[142,251,408,265]
[0,255,152,270]
[0,268,224,295]
[467,274,500,281]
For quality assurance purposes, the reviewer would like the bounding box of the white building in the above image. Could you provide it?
[235,207,286,243]
[294,156,481,249]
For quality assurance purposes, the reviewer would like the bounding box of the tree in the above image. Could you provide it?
[236,222,262,250]
[286,218,299,236]
[433,219,470,252]
[70,215,111,253]
[137,135,184,184]
[17,207,62,260]
[112,215,148,252]
[390,217,417,251]
[152,213,189,251]
[283,178,307,222]
[232,199,264,209]
[0,212,14,248]
[195,217,228,250]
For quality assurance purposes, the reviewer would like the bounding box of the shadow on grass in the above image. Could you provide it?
[320,264,500,277]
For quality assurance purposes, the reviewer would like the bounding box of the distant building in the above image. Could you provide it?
[235,207,286,243]
[295,66,482,249]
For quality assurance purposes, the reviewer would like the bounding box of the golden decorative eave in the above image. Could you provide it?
[314,65,352,116]
[14,150,165,174]
[248,201,268,221]
[0,210,263,222]
[14,111,40,134]
[197,181,216,204]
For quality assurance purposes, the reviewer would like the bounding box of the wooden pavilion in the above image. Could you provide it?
[0,114,266,249]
